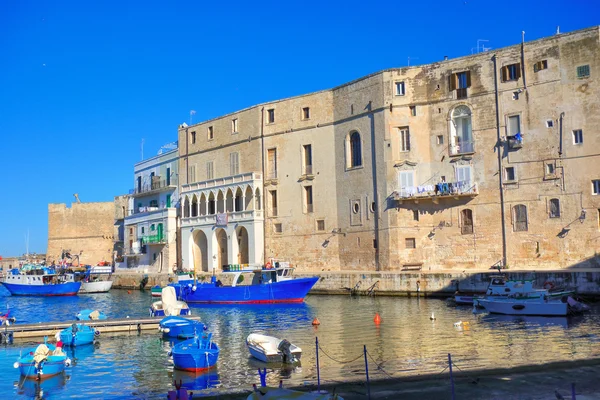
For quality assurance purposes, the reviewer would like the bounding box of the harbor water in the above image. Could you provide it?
[1,286,600,399]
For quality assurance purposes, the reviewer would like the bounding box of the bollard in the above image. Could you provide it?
[448,353,455,400]
[364,345,371,400]
[315,337,321,393]
[258,368,267,387]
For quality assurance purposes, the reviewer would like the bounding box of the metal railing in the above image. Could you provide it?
[130,177,178,195]
[140,233,166,244]
[449,140,475,156]
[395,181,478,199]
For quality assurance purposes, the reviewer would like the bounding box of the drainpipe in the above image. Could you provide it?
[492,55,508,268]
[368,101,380,271]
[260,107,267,266]
[520,31,527,90]
[558,112,565,157]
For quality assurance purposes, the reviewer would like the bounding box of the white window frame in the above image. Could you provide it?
[456,165,472,187]
[395,81,405,96]
[573,129,583,145]
[399,127,410,152]
[593,179,600,195]
[398,170,415,197]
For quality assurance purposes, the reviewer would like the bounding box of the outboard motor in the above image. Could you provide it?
[278,339,295,364]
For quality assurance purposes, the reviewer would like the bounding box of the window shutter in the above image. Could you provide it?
[449,73,456,91]
[406,131,411,151]
[466,71,471,87]
[501,66,508,82]
[516,63,522,80]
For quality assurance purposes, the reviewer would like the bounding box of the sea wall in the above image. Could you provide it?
[112,269,600,296]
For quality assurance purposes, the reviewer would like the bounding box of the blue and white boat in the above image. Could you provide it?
[59,323,99,346]
[172,262,318,304]
[150,286,191,317]
[1,267,81,296]
[170,332,219,372]
[14,343,71,379]
[76,309,107,321]
[159,316,205,340]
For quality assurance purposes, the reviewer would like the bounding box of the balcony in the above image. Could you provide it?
[131,177,178,197]
[449,140,475,156]
[507,134,523,150]
[456,88,468,99]
[393,180,478,204]
[124,206,177,226]
[181,209,264,228]
[141,233,166,245]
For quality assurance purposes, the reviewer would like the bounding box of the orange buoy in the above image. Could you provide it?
[312,317,321,326]
[127,290,132,294]
[374,313,382,324]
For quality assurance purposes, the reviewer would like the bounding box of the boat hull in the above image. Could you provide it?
[1,282,81,296]
[171,337,219,372]
[159,316,205,339]
[18,359,67,379]
[80,281,113,294]
[59,325,96,346]
[476,298,568,316]
[175,277,319,304]
[246,334,302,363]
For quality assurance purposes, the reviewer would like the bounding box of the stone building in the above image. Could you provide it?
[47,202,116,265]
[123,143,179,272]
[178,26,600,272]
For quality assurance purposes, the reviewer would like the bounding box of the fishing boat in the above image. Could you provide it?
[159,316,206,340]
[246,333,302,363]
[1,267,81,296]
[59,323,99,346]
[475,293,589,316]
[75,265,113,294]
[76,309,108,321]
[151,285,163,297]
[172,262,318,304]
[150,286,191,317]
[14,342,71,379]
[169,331,219,371]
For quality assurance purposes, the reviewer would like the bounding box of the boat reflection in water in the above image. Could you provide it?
[170,368,220,392]
[65,342,97,367]
[247,357,302,381]
[17,372,67,398]
[479,313,583,329]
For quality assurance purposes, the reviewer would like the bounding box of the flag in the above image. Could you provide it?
[190,110,196,116]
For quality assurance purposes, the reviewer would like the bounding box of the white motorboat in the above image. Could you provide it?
[475,293,589,316]
[246,333,301,364]
[150,286,191,317]
[76,265,113,294]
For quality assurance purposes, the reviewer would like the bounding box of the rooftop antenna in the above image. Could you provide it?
[25,229,29,258]
[141,138,145,160]
[477,39,489,53]
[190,110,196,125]
[556,26,560,35]
[407,56,418,66]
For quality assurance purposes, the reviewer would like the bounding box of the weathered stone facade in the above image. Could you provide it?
[47,202,116,265]
[178,26,600,272]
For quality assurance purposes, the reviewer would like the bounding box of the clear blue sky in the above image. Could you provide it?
[0,0,598,256]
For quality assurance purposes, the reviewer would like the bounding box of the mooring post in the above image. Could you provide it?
[571,382,576,400]
[364,345,371,399]
[258,368,266,387]
[316,336,321,393]
[448,353,455,400]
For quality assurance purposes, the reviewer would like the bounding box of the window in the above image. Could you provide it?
[303,144,312,174]
[577,65,590,78]
[398,170,415,197]
[188,165,196,183]
[395,81,405,96]
[141,227,145,234]
[151,224,155,231]
[399,127,410,152]
[370,202,376,213]
[206,161,214,180]
[449,71,471,99]
[546,163,555,175]
[267,108,275,123]
[450,105,473,155]
[348,131,362,168]
[573,129,583,144]
[191,131,196,144]
[352,202,360,214]
[230,152,240,175]
[405,238,416,249]
[456,165,472,186]
[593,180,600,195]
[502,63,521,82]
[549,198,560,218]
[304,186,313,213]
[269,190,278,216]
[232,118,238,133]
[546,120,554,128]
[316,220,325,231]
[302,107,310,120]
[461,209,473,234]
[267,148,277,179]
[513,204,528,232]
[274,223,282,233]
[507,114,522,148]
[207,126,214,140]
[437,135,444,145]
[533,60,548,72]
[505,167,516,182]
[412,209,419,221]
[410,106,417,116]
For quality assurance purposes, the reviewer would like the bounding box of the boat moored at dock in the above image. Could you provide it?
[1,267,81,296]
[15,342,71,379]
[246,333,302,364]
[169,331,219,372]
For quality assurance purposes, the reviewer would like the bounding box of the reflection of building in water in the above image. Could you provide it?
[177,26,600,272]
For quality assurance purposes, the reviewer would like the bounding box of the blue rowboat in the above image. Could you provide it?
[15,343,71,379]
[1,270,80,296]
[170,332,219,372]
[59,323,99,346]
[76,309,107,321]
[171,263,318,304]
[159,316,206,340]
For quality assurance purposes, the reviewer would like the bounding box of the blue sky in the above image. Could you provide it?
[0,0,598,256]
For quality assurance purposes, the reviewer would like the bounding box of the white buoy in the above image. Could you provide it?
[13,362,19,368]
[430,312,436,320]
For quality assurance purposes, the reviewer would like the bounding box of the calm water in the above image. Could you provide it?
[1,286,600,399]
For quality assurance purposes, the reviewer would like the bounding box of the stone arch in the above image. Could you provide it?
[245,185,254,210]
[191,194,198,217]
[183,196,190,218]
[191,229,209,272]
[217,190,225,213]
[208,192,216,214]
[199,193,207,216]
[215,228,228,269]
[254,188,262,210]
[235,226,249,264]
[234,187,244,211]
[225,188,234,212]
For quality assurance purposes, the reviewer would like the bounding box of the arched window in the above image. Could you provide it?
[191,195,198,217]
[549,198,560,218]
[450,105,473,154]
[183,196,190,218]
[348,131,362,168]
[461,209,473,234]
[513,204,528,232]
